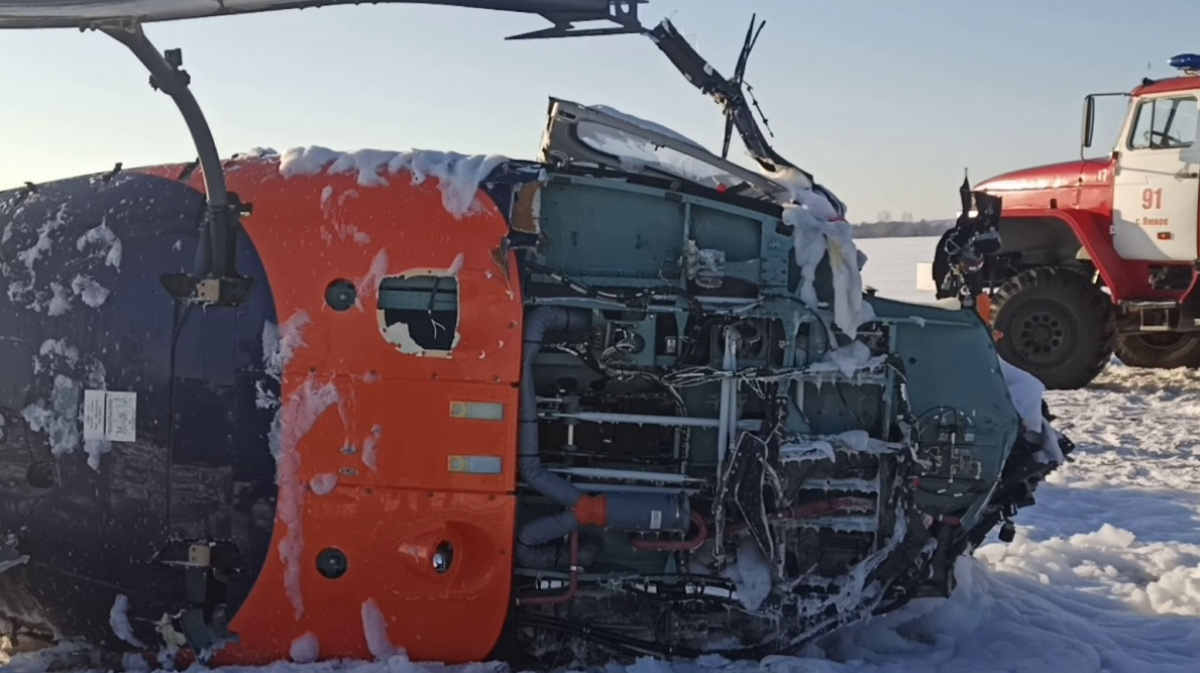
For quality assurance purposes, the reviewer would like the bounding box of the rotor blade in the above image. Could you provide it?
[647,17,795,175]
[0,0,646,35]
[732,13,757,86]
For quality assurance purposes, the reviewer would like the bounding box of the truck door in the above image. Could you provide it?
[1112,93,1200,262]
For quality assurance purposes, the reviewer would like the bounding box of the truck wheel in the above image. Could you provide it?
[990,267,1114,390]
[1114,333,1200,369]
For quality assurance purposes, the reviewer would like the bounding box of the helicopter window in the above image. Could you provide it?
[377,274,459,355]
[574,119,743,191]
[1128,95,1197,151]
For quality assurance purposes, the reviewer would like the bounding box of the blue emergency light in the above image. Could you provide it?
[1169,53,1200,73]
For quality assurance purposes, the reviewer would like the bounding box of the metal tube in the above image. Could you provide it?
[544,410,761,431]
[102,22,235,278]
[545,411,718,428]
[716,327,738,473]
[547,467,703,483]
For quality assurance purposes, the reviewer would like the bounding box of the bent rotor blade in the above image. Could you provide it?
[0,0,646,38]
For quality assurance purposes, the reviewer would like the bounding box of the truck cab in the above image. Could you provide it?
[924,54,1200,390]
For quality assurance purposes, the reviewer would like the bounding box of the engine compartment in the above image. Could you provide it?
[495,168,1061,662]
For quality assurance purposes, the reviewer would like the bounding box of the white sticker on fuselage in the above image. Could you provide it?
[82,390,106,441]
[82,390,137,442]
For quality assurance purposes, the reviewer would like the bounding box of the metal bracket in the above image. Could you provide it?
[149,539,243,660]
[97,21,255,307]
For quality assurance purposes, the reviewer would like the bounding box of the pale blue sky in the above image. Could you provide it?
[1,0,1198,221]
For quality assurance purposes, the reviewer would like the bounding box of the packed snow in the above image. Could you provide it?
[107,596,143,649]
[278,147,507,219]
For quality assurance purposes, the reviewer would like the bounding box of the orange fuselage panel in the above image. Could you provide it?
[180,157,522,664]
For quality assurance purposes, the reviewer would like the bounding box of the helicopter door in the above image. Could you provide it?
[1112,93,1200,262]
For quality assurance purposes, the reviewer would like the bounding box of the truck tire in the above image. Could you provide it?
[990,267,1114,390]
[1114,333,1200,369]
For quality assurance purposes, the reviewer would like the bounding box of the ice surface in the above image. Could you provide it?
[279,147,506,219]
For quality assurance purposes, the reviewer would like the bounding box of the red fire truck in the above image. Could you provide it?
[929,53,1200,389]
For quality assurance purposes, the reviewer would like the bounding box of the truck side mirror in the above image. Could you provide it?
[1081,95,1096,149]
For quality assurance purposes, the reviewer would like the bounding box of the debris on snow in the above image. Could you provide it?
[278,146,507,219]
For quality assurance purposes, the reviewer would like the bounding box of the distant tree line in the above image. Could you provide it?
[849,212,954,239]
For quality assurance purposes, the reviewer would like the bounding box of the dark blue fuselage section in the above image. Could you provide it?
[0,171,277,648]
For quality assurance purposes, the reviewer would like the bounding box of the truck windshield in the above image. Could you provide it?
[1128,95,1197,150]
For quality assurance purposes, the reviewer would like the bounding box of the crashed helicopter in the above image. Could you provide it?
[0,0,1069,668]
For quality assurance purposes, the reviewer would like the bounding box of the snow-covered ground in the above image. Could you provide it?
[8,236,1200,673]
